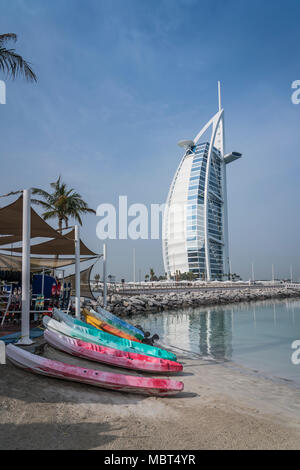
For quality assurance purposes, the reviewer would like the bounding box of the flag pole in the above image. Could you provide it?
[74,224,81,318]
[103,243,107,308]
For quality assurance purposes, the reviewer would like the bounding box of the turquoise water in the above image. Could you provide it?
[131,299,300,386]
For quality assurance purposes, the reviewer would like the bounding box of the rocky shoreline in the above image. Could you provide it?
[94,287,300,317]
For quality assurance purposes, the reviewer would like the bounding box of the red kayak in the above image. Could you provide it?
[6,344,184,397]
[44,329,183,375]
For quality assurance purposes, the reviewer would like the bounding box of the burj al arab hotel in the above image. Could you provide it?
[162,83,242,281]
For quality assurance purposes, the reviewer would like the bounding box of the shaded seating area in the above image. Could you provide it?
[0,192,100,342]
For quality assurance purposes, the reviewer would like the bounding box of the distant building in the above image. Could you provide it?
[163,83,242,280]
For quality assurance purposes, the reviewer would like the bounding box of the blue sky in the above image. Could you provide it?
[1,0,300,281]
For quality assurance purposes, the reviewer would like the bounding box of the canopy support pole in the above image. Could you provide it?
[75,225,80,318]
[103,243,107,308]
[41,267,45,295]
[17,189,33,345]
[133,247,136,283]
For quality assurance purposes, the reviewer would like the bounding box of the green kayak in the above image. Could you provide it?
[52,309,176,361]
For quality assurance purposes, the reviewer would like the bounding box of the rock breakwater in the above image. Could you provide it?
[95,287,300,317]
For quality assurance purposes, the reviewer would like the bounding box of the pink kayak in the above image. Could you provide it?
[44,329,183,374]
[6,344,184,397]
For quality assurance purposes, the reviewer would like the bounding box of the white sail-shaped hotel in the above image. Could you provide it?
[163,83,242,281]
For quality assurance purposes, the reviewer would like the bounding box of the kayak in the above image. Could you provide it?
[45,314,176,362]
[6,344,184,397]
[44,329,183,374]
[83,309,141,342]
[53,308,97,331]
[53,309,176,361]
[97,306,144,341]
[91,308,144,342]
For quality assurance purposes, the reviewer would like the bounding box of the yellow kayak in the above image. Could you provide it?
[82,310,142,343]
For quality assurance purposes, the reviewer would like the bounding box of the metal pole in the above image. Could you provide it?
[103,243,107,308]
[218,82,229,282]
[74,225,80,318]
[0,341,5,364]
[133,248,136,284]
[290,264,293,283]
[17,189,33,345]
[218,81,222,112]
[252,262,255,282]
[41,267,45,295]
[272,264,275,285]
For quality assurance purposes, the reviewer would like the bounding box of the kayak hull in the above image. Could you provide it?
[97,306,144,341]
[44,329,183,374]
[52,309,176,361]
[6,344,183,396]
[83,309,140,342]
[90,308,144,341]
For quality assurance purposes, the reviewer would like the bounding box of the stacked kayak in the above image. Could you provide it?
[7,308,184,396]
[6,344,183,396]
[44,329,183,374]
[96,306,144,341]
[51,309,176,361]
[82,309,140,343]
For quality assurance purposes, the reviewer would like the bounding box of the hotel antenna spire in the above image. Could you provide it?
[218,81,222,111]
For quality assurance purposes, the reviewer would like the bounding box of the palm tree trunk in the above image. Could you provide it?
[54,218,63,262]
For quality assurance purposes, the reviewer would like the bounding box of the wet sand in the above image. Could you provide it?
[0,341,299,450]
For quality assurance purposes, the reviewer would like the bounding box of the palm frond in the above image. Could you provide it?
[0,34,17,45]
[0,46,37,82]
[42,210,58,221]
[83,207,96,214]
[0,189,22,198]
[31,188,53,200]
[31,199,54,210]
[74,213,83,226]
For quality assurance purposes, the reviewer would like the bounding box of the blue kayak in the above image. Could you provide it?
[97,306,144,340]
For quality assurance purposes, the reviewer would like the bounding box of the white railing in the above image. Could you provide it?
[285,283,300,289]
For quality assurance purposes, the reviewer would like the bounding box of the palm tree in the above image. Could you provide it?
[31,176,95,232]
[94,274,100,289]
[150,268,155,281]
[0,33,37,81]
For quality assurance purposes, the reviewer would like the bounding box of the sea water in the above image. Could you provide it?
[131,298,300,386]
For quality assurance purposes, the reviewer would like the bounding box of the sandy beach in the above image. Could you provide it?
[0,339,299,450]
